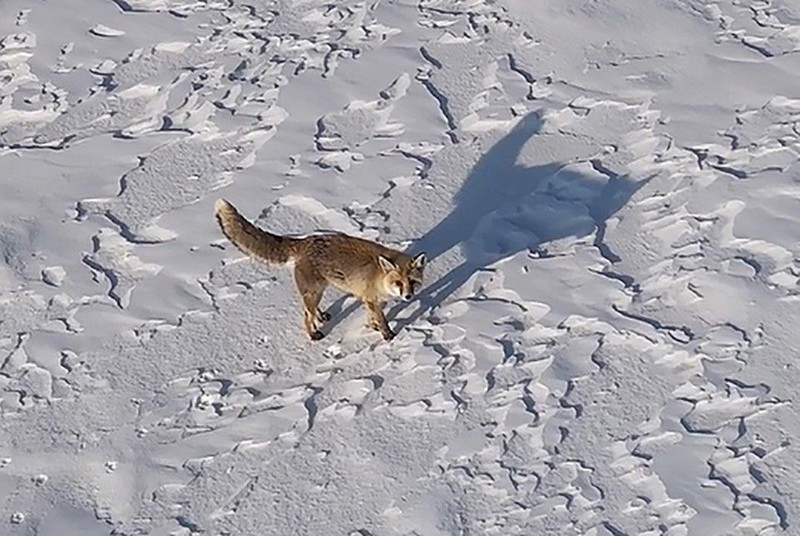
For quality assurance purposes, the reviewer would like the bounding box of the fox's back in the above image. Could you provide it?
[295,233,406,294]
[297,232,402,271]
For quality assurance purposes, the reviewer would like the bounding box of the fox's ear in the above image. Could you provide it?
[378,255,398,273]
[411,252,427,269]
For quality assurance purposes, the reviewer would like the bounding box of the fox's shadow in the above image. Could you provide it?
[324,110,645,338]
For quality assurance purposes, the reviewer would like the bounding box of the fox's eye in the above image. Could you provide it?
[395,281,402,288]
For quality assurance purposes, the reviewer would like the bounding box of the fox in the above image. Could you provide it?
[214,199,426,341]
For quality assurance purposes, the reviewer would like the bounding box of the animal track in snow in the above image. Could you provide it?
[83,228,161,308]
[78,130,273,242]
[316,73,412,152]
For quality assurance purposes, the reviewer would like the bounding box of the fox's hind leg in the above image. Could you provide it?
[294,261,328,340]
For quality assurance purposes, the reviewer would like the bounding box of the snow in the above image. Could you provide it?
[1,0,799,534]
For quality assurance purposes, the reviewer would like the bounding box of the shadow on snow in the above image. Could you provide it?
[326,109,646,338]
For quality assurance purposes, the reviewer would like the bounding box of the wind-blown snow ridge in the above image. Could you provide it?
[1,0,799,534]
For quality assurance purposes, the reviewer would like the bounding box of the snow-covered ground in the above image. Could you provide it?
[1,0,799,534]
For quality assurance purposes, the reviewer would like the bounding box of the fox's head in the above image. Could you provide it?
[378,253,426,302]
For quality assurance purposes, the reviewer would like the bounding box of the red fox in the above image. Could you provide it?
[214,199,426,341]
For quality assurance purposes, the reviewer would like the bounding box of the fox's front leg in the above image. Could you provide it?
[365,300,395,340]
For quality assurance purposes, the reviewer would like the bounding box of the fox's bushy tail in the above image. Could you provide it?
[214,199,299,264]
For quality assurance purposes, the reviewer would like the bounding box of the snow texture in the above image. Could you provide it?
[1,0,800,534]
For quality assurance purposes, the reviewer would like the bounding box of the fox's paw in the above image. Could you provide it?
[381,329,396,341]
[318,310,332,322]
[309,330,325,341]
[367,320,395,340]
